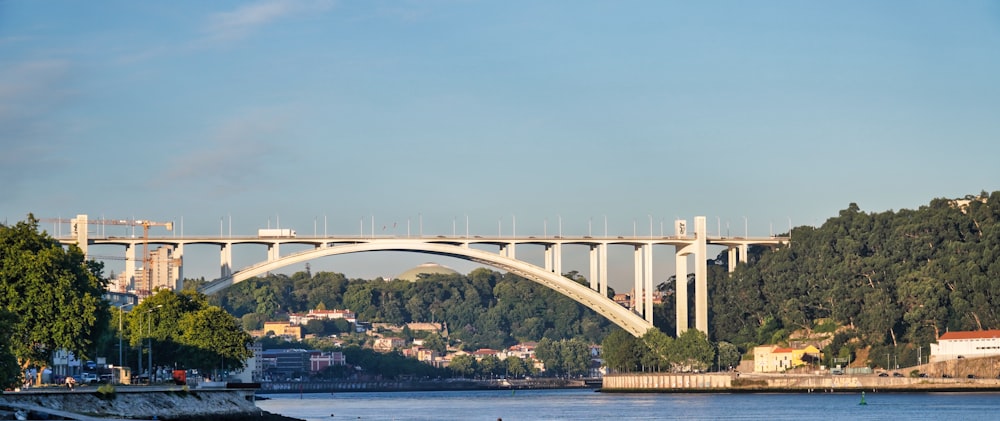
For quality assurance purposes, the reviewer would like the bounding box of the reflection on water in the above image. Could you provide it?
[257,388,1000,421]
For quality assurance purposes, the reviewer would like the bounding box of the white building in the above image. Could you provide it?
[930,330,1000,363]
[230,341,263,383]
[288,309,357,325]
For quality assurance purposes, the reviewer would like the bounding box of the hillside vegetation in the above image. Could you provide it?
[711,191,1000,367]
[209,268,615,350]
[207,191,1000,369]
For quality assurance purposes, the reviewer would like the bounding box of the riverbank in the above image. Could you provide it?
[601,372,1000,393]
[261,378,588,393]
[0,386,304,420]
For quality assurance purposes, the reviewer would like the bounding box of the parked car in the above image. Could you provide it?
[878,373,889,377]
[893,372,904,377]
[79,372,98,384]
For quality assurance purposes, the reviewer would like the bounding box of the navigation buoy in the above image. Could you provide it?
[859,391,867,406]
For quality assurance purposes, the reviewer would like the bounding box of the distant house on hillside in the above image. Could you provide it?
[753,345,822,373]
[470,349,499,360]
[288,309,357,325]
[930,329,1000,363]
[263,322,302,340]
[373,337,407,353]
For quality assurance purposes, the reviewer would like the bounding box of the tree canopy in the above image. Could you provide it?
[708,191,1000,367]
[211,267,615,350]
[128,289,253,375]
[0,215,108,384]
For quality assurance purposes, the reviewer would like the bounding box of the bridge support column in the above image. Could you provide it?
[694,216,708,334]
[643,243,654,324]
[599,243,608,297]
[544,245,553,272]
[553,243,562,276]
[174,243,184,290]
[268,243,280,261]
[726,244,749,273]
[589,245,599,291]
[220,243,232,278]
[675,250,688,336]
[633,246,643,316]
[71,214,89,256]
[124,243,136,291]
[499,243,516,259]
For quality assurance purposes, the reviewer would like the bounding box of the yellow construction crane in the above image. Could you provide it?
[42,216,174,295]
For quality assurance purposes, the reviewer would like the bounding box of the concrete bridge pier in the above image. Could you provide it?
[124,243,136,291]
[727,244,750,272]
[220,243,232,278]
[674,216,708,336]
[174,243,184,289]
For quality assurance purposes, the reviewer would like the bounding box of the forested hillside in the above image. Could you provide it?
[208,268,615,350]
[205,191,999,368]
[711,191,1000,366]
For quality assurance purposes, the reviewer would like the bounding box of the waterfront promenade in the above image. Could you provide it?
[0,385,287,420]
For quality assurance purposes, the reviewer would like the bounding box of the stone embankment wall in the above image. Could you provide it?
[0,388,261,420]
[602,373,1000,392]
[603,373,732,391]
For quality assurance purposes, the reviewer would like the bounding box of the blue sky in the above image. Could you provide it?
[2,1,999,288]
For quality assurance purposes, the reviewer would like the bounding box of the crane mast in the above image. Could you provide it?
[43,215,174,297]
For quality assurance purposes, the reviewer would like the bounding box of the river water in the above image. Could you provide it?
[257,388,1000,420]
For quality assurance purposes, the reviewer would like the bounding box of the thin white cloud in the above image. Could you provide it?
[156,109,292,196]
[0,60,75,201]
[203,0,336,43]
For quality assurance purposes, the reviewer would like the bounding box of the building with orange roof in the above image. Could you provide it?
[753,345,822,372]
[471,348,499,360]
[930,329,1000,363]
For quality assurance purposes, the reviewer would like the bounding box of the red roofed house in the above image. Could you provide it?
[471,348,499,360]
[930,329,1000,363]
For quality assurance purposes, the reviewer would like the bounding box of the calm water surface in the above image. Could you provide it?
[257,388,1000,421]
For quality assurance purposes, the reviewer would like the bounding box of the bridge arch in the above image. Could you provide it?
[199,241,654,337]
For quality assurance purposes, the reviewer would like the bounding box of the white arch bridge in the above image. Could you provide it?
[60,215,787,337]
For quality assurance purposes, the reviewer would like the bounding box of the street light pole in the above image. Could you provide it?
[147,305,162,384]
[118,303,134,371]
[119,306,124,368]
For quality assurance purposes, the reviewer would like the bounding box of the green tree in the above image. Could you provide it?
[448,354,476,378]
[716,341,741,371]
[478,355,501,378]
[241,313,266,331]
[0,311,23,389]
[534,338,561,375]
[128,289,253,376]
[560,338,592,377]
[0,216,109,372]
[641,328,673,372]
[177,307,254,374]
[505,356,527,378]
[673,329,715,372]
[423,332,447,354]
[304,319,326,335]
[601,329,642,373]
